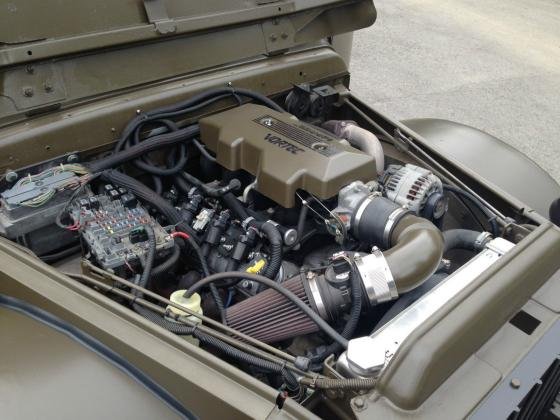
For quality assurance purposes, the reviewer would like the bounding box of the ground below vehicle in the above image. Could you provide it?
[2,1,560,419]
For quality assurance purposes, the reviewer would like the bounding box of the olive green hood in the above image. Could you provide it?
[0,0,375,124]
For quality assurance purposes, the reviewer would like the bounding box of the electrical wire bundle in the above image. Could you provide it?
[16,164,90,208]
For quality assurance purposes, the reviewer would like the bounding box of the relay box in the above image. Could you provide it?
[70,184,174,273]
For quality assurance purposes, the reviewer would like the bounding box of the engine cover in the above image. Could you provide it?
[199,104,376,207]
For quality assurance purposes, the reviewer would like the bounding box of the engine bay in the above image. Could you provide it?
[0,84,528,409]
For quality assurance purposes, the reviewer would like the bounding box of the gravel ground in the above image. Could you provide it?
[350,0,560,183]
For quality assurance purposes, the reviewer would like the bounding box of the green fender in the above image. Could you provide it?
[401,118,560,219]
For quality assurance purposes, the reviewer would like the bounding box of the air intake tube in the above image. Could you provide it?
[350,196,444,297]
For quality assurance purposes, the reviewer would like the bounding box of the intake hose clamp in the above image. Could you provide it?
[353,247,398,305]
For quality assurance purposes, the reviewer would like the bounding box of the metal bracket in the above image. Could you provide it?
[3,62,66,112]
[143,0,176,35]
[261,17,295,54]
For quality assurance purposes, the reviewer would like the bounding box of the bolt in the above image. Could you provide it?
[5,171,18,183]
[22,86,34,97]
[441,258,452,270]
[510,378,521,389]
[281,32,288,39]
[136,109,142,115]
[44,81,53,92]
[269,33,277,42]
[241,280,251,289]
[25,65,34,74]
[67,154,79,163]
[353,397,366,410]
[110,127,116,133]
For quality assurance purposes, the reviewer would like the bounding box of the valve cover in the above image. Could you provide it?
[199,104,376,207]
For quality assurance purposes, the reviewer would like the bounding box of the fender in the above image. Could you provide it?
[401,118,560,219]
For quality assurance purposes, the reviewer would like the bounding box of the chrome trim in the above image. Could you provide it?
[382,207,409,247]
[352,197,372,237]
[307,274,328,319]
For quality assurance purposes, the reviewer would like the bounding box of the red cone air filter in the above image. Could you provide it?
[225,275,319,343]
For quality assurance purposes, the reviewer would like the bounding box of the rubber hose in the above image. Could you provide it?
[442,229,489,254]
[181,172,241,198]
[133,144,188,176]
[130,119,188,176]
[252,221,283,281]
[185,272,349,348]
[132,304,299,391]
[180,234,226,325]
[39,244,81,263]
[296,205,309,244]
[115,88,282,153]
[194,329,299,392]
[151,175,163,195]
[310,268,362,365]
[138,225,156,290]
[173,173,193,196]
[89,125,199,172]
[213,259,241,289]
[151,243,181,281]
[443,185,499,236]
[299,377,376,390]
[132,143,188,177]
[222,193,249,220]
[193,139,217,163]
[125,119,187,176]
[115,93,229,153]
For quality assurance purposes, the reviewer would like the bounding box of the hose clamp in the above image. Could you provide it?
[241,216,255,230]
[352,197,373,238]
[475,231,493,250]
[354,248,398,305]
[306,272,328,319]
[382,207,409,248]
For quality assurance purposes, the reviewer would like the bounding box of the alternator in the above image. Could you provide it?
[381,164,447,221]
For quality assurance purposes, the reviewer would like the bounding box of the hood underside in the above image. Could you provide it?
[0,0,375,125]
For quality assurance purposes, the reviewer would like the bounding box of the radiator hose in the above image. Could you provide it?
[442,229,491,254]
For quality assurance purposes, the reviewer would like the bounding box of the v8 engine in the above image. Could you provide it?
[0,85,512,403]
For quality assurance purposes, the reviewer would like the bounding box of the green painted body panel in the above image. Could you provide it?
[1,1,560,418]
[402,118,560,219]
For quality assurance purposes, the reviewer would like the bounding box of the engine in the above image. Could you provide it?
[0,85,509,399]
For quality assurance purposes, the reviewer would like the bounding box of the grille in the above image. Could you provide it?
[509,358,560,420]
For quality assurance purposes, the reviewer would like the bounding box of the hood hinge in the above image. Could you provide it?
[143,0,177,35]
